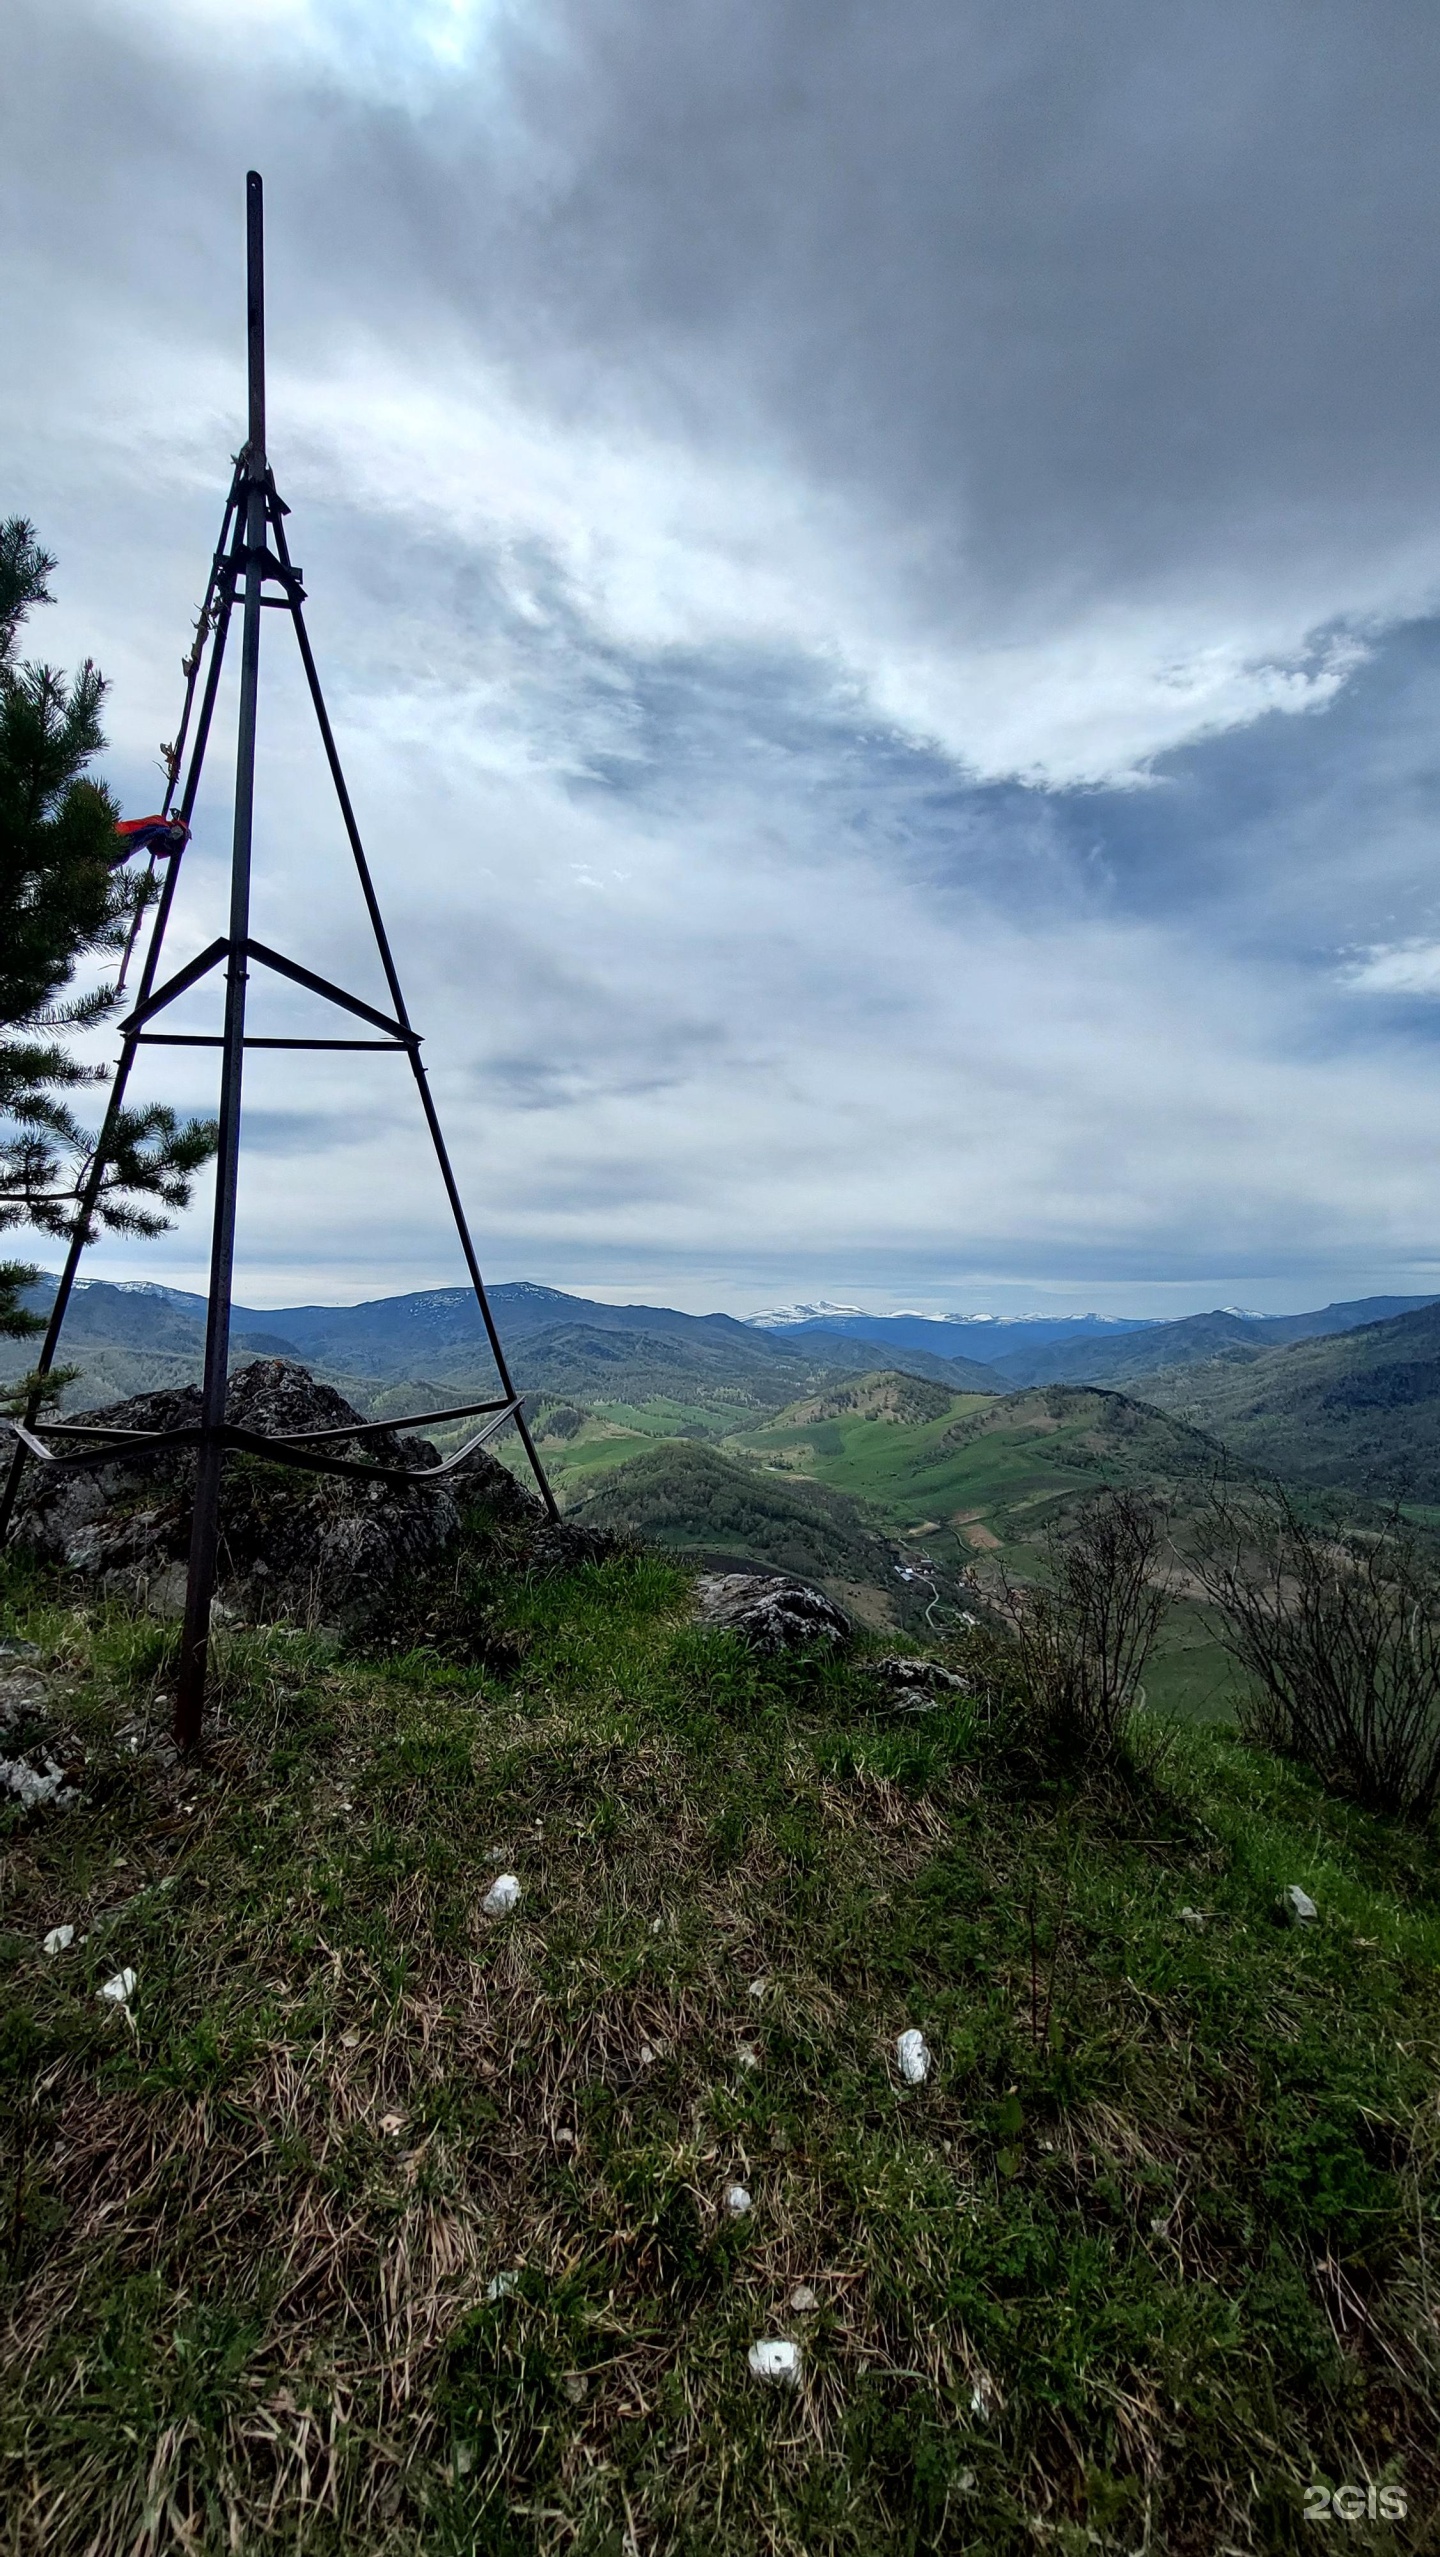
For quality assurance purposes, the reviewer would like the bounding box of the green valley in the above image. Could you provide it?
[549,1375,1266,1721]
[20,1278,1440,1732]
[722,1376,1236,1556]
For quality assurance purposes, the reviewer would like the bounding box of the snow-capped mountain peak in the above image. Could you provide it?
[747,1300,865,1328]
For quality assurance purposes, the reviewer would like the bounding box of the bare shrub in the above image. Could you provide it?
[1004,1490,1170,1769]
[1195,1489,1440,1822]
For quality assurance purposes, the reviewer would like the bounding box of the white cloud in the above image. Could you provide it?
[1343,942,1440,998]
[26,326,1382,791]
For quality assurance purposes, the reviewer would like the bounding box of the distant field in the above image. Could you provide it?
[588,1398,721,1437]
[723,1393,997,1534]
[524,1376,1252,1723]
[524,1423,648,1484]
[722,1379,1224,1567]
[722,1381,1249,1722]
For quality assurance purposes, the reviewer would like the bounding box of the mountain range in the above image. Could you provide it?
[9,1272,1440,1501]
[0,1274,1001,1422]
[755,1295,1440,1384]
[745,1304,1155,1353]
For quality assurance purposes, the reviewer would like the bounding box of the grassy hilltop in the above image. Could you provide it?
[2,1516,1438,2556]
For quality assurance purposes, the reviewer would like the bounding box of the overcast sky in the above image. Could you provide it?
[6,0,1440,1315]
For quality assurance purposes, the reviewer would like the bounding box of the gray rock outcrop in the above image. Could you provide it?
[865,1654,969,1710]
[692,1571,851,1653]
[9,1359,539,1633]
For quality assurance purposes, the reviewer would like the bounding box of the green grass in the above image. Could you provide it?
[588,1400,724,1438]
[2,1536,1438,2554]
[534,1421,659,1489]
[1143,1597,1245,1725]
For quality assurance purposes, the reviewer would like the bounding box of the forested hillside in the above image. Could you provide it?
[568,1441,902,1594]
[1138,1298,1440,1500]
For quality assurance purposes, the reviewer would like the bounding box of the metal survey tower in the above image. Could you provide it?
[0,173,558,1744]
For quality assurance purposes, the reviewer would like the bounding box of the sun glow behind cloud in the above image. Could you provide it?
[110,0,513,93]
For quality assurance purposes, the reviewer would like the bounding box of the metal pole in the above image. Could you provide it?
[174,172,267,1747]
[0,485,242,1547]
[269,518,560,1523]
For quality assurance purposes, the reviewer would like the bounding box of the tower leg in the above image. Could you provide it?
[175,172,268,1751]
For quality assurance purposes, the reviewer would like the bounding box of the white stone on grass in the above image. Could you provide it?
[787,2284,819,2313]
[1281,1885,1318,1925]
[748,2338,800,2385]
[43,1924,75,1954]
[485,2271,520,2301]
[0,1754,78,1810]
[99,1968,136,2006]
[896,2028,931,2084]
[482,1873,521,1918]
[724,2183,752,2216]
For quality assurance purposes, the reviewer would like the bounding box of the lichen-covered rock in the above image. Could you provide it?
[692,1571,851,1654]
[10,1360,538,1634]
[0,1668,84,1811]
[866,1654,969,1709]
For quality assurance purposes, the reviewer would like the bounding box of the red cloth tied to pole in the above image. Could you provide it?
[112,814,189,866]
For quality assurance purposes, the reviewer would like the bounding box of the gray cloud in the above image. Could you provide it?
[479,1,1440,599]
[7,0,1440,1314]
[14,2,1440,688]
